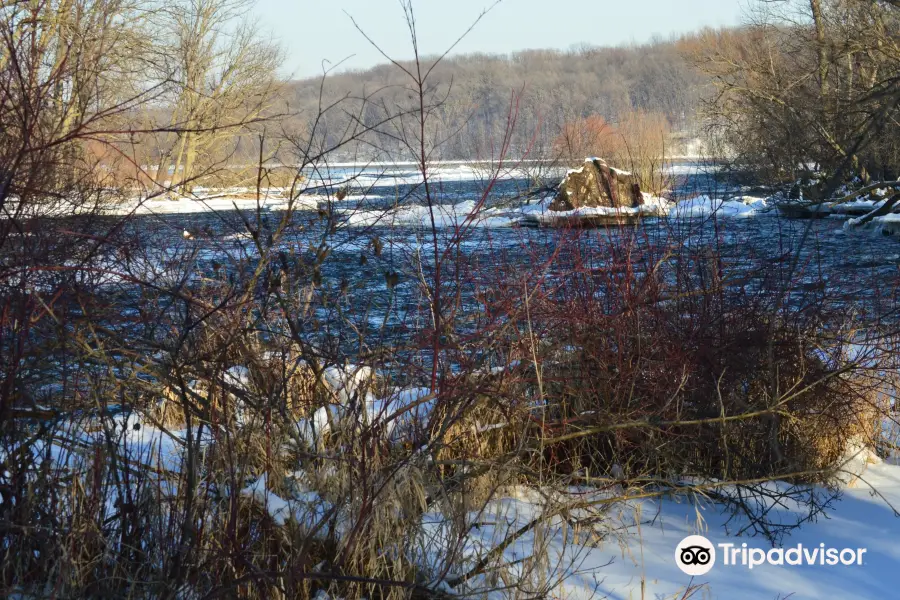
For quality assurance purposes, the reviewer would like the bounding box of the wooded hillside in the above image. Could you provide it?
[282,35,709,161]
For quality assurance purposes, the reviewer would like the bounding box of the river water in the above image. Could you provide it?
[83,163,900,362]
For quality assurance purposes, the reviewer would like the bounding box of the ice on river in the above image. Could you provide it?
[669,195,769,219]
[111,189,318,215]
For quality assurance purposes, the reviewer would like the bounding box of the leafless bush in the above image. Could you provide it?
[552,110,673,195]
[612,110,672,195]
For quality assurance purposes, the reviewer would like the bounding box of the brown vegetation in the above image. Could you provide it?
[690,0,900,191]
[552,110,672,194]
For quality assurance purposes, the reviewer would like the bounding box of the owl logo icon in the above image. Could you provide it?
[675,535,716,575]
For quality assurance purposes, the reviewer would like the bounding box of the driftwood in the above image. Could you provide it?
[846,192,900,228]
[831,180,900,205]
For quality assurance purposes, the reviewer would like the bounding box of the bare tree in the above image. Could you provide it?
[151,0,282,194]
[692,0,900,193]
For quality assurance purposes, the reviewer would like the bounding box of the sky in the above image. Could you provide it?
[254,0,747,79]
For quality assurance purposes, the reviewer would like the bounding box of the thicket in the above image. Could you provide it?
[691,0,900,199]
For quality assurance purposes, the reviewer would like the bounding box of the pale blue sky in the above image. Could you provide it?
[255,0,746,78]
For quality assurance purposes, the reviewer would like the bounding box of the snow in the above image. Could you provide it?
[291,365,435,447]
[107,190,319,215]
[665,162,724,176]
[339,197,628,229]
[670,195,768,219]
[241,474,332,530]
[322,364,374,401]
[832,198,886,213]
[563,452,900,599]
[480,194,673,227]
[304,163,518,189]
[846,211,900,236]
[565,158,630,177]
[12,160,740,221]
[94,161,749,224]
[522,202,668,226]
[309,373,898,600]
[845,203,900,228]
[335,196,657,229]
[336,200,488,229]
[0,412,200,485]
[831,187,895,215]
[223,365,251,388]
[241,474,293,526]
[422,442,898,600]
[252,362,900,598]
[367,387,435,442]
[202,426,900,599]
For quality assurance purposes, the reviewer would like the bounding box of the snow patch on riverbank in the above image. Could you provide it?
[303,163,526,190]
[335,192,778,229]
[109,189,319,215]
[518,194,672,226]
[12,358,900,600]
[336,200,488,228]
[99,162,759,221]
[236,438,900,600]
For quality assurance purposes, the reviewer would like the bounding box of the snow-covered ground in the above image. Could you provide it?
[446,456,900,600]
[332,194,671,229]
[567,451,900,599]
[112,189,771,225]
[335,199,508,228]
[297,162,545,193]
[10,358,900,600]
[234,429,900,599]
[238,366,900,599]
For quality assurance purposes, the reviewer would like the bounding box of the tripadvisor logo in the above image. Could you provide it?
[675,535,716,576]
[675,535,868,575]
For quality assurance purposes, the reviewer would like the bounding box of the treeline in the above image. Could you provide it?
[283,36,709,162]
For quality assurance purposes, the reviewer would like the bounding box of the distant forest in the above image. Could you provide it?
[283,34,711,162]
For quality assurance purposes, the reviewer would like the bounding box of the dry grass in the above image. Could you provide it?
[530,314,880,486]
